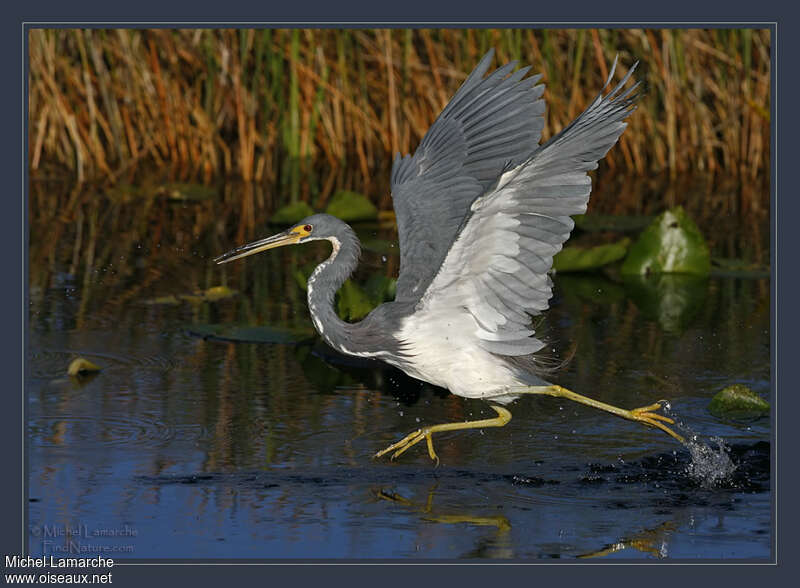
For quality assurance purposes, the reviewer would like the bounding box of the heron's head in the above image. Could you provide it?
[214,213,353,265]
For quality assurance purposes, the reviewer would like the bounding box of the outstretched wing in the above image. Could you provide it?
[418,59,640,357]
[390,50,546,302]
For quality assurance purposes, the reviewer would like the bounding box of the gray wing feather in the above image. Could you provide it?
[391,49,546,302]
[420,58,640,357]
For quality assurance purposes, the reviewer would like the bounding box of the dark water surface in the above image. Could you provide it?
[27,187,771,560]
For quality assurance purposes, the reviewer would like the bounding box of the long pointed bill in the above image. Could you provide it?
[214,230,301,265]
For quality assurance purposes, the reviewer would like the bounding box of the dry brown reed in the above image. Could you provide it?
[28,28,771,214]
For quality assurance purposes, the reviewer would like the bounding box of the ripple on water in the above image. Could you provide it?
[28,348,179,381]
[28,414,179,449]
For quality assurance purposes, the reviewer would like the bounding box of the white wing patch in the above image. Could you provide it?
[416,60,639,358]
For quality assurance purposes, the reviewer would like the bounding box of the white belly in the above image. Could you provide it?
[394,307,524,403]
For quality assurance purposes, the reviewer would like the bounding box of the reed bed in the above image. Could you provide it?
[28,28,771,215]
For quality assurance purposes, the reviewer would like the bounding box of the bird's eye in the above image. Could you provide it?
[303,224,312,232]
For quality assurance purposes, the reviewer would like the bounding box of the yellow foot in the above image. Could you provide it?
[374,406,512,464]
[374,428,439,464]
[626,401,685,443]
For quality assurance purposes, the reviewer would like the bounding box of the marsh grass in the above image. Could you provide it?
[28,28,770,225]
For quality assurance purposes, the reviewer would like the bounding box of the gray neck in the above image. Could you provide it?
[306,229,366,355]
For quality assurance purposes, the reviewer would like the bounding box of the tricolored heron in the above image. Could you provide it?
[215,50,685,463]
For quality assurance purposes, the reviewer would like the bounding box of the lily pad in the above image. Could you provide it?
[337,279,375,321]
[186,324,315,344]
[621,207,711,276]
[553,238,630,272]
[325,190,378,222]
[146,287,238,305]
[144,295,183,306]
[270,201,315,224]
[67,357,101,377]
[179,286,239,304]
[180,285,238,303]
[364,275,396,305]
[708,384,769,419]
[201,286,238,301]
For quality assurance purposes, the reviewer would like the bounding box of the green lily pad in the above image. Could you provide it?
[180,286,238,304]
[337,279,375,321]
[200,286,237,301]
[622,273,707,332]
[364,275,395,306]
[270,201,315,224]
[553,238,630,272]
[708,384,769,419]
[325,190,378,222]
[144,295,183,306]
[621,207,711,276]
[67,357,101,377]
[146,287,238,305]
[186,324,315,344]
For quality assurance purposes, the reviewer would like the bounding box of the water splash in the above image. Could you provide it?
[685,435,737,487]
[661,404,737,487]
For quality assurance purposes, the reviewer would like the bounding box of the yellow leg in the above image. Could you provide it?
[516,385,685,444]
[374,405,512,464]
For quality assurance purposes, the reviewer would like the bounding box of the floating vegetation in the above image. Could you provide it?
[337,279,377,321]
[325,190,378,222]
[270,201,315,224]
[145,286,237,305]
[621,207,711,276]
[553,238,630,273]
[186,324,315,344]
[708,384,770,419]
[67,357,101,377]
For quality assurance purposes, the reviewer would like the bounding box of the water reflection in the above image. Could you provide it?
[27,178,770,559]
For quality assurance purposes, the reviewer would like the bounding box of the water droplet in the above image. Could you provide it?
[686,436,736,487]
